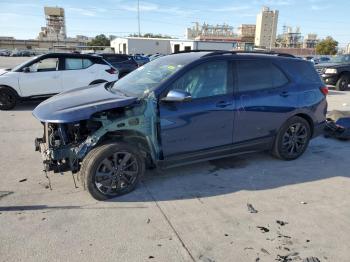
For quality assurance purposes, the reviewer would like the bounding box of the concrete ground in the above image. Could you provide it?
[0,57,350,262]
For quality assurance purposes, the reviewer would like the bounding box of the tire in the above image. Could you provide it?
[0,86,17,110]
[80,142,145,200]
[272,116,311,160]
[335,75,350,91]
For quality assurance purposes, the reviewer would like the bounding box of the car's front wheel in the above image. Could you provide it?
[80,142,145,200]
[272,116,311,160]
[0,86,17,110]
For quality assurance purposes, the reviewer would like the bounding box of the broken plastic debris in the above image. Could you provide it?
[257,226,270,233]
[276,220,288,226]
[19,178,27,182]
[247,203,258,213]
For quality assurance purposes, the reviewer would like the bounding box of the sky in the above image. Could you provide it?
[0,0,349,47]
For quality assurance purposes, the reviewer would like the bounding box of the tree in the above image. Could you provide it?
[316,36,338,55]
[87,34,110,47]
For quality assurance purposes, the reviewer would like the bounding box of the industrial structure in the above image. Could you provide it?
[186,22,237,41]
[255,6,279,49]
[111,37,172,54]
[38,7,67,41]
[303,33,319,49]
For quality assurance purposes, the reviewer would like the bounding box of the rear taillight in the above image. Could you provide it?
[106,67,117,74]
[320,86,328,96]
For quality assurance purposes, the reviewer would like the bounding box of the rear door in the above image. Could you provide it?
[61,57,95,91]
[232,58,292,143]
[18,57,62,96]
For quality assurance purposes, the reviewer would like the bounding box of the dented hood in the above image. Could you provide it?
[32,83,137,123]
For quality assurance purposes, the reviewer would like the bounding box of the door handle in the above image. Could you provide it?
[280,91,289,97]
[216,101,232,108]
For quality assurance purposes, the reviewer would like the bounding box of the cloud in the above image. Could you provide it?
[67,7,97,17]
[213,6,251,12]
[254,0,294,6]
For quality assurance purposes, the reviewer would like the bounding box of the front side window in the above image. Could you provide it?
[65,58,93,70]
[29,58,58,72]
[236,60,288,92]
[169,60,228,99]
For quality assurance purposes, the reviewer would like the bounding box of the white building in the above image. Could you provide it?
[110,37,172,54]
[170,40,235,53]
[255,7,279,49]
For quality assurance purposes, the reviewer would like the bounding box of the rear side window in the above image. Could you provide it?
[289,61,321,83]
[65,58,93,70]
[236,60,289,92]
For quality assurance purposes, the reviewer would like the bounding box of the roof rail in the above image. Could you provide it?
[202,50,296,58]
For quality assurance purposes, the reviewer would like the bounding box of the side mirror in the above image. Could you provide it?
[22,67,30,73]
[161,89,192,102]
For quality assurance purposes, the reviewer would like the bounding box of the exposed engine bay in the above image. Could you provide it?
[34,97,159,175]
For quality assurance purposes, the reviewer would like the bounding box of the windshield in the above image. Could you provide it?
[329,55,350,64]
[110,54,199,97]
[11,56,38,71]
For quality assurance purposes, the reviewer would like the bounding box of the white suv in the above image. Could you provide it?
[0,53,118,110]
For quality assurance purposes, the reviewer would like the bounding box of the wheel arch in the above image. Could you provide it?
[0,85,20,97]
[293,113,314,136]
[98,129,156,168]
[89,79,108,85]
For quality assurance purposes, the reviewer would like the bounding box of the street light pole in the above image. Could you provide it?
[137,0,141,37]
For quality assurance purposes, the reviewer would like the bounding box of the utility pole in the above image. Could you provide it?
[137,0,141,37]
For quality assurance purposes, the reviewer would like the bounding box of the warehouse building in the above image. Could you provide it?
[111,37,172,54]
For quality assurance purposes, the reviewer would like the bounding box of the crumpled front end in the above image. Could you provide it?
[34,95,160,174]
[35,120,102,173]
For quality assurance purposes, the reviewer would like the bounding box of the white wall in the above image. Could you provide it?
[170,40,234,52]
[111,37,171,54]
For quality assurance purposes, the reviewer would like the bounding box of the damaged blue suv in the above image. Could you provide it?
[33,51,327,200]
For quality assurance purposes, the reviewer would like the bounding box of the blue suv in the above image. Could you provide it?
[33,51,327,200]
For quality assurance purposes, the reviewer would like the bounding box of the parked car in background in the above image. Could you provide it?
[0,49,11,56]
[315,54,350,91]
[10,50,35,57]
[312,56,330,65]
[133,54,150,66]
[0,53,118,110]
[98,54,138,78]
[33,51,327,200]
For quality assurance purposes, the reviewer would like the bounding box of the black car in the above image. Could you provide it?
[315,54,350,91]
[98,54,138,78]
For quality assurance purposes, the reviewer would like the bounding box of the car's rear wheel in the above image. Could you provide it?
[336,75,350,91]
[0,87,17,110]
[80,142,145,200]
[272,116,311,160]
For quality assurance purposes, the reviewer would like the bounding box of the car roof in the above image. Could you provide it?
[38,53,103,59]
[170,50,296,61]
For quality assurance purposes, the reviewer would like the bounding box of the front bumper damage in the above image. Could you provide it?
[34,96,160,174]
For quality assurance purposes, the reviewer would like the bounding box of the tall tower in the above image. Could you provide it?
[254,6,279,49]
[38,7,66,41]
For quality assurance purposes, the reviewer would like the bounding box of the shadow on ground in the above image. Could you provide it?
[11,100,44,112]
[104,139,350,203]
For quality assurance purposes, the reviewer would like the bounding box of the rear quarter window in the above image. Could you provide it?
[236,59,289,92]
[284,60,321,84]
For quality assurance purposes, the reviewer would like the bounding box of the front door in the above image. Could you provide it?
[159,60,234,157]
[19,57,62,97]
